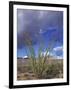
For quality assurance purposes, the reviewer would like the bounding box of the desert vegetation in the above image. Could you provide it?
[17,31,63,80]
[17,58,63,80]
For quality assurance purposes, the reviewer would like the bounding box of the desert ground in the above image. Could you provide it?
[17,57,63,80]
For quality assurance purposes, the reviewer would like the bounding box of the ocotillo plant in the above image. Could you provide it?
[23,31,57,78]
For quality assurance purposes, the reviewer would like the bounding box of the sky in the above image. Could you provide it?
[17,9,63,59]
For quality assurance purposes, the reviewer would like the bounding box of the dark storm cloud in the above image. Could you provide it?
[17,9,63,49]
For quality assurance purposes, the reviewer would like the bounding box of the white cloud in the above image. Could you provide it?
[53,46,63,51]
[23,56,28,59]
[52,46,63,59]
